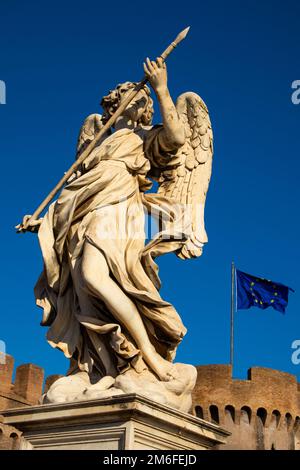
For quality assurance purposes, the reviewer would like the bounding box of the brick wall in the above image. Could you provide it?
[1,355,300,450]
[192,364,300,450]
[0,355,44,410]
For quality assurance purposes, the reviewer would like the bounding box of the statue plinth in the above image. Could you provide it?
[2,394,229,450]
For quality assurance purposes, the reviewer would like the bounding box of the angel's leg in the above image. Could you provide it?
[80,241,176,381]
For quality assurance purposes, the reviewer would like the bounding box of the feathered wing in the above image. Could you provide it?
[157,92,213,259]
[67,113,111,182]
[76,113,107,157]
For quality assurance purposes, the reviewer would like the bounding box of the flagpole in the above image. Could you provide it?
[230,261,235,374]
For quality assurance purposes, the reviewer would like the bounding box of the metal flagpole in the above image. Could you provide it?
[230,261,235,373]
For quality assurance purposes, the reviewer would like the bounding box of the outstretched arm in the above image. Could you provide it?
[143,57,185,151]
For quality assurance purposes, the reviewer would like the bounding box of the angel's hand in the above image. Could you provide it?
[15,215,43,234]
[66,170,82,184]
[143,57,167,93]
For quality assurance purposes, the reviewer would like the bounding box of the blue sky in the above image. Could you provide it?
[1,0,300,382]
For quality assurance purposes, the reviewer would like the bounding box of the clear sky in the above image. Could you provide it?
[1,0,300,382]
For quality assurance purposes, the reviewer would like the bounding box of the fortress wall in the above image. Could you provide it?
[1,355,300,450]
[192,364,300,450]
[0,355,44,410]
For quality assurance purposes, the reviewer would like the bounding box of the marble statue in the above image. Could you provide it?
[17,54,213,412]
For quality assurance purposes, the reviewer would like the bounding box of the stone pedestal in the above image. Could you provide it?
[2,393,229,450]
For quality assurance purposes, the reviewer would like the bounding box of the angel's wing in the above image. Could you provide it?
[76,113,108,158]
[65,113,111,182]
[157,92,213,260]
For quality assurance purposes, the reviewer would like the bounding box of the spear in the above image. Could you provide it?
[17,27,190,232]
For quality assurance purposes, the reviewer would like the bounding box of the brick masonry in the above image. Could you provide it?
[192,364,300,450]
[0,356,299,450]
[0,355,44,410]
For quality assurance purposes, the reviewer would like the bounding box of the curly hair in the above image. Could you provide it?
[100,82,154,126]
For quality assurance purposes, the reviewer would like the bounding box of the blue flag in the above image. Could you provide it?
[236,270,294,314]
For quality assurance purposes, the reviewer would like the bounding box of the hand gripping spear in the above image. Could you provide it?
[16,27,190,232]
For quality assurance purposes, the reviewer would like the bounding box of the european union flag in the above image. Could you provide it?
[236,270,294,314]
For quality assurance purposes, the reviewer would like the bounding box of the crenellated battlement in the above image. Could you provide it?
[192,364,300,450]
[0,355,44,410]
[0,354,64,413]
[1,356,300,449]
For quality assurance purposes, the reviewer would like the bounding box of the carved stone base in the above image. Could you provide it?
[43,363,198,414]
[2,394,229,450]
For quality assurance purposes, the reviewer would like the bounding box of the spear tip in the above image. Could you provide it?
[175,26,190,44]
[181,26,190,38]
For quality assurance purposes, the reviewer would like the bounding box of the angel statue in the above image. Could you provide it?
[18,57,213,411]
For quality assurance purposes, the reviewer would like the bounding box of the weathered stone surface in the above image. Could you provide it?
[2,356,299,450]
[0,355,44,410]
[192,364,300,450]
[0,419,28,450]
[2,394,229,450]
[43,363,197,414]
[14,364,44,403]
[17,55,214,405]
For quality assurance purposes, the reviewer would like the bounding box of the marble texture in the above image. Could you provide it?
[2,394,229,450]
[17,53,213,409]
[43,363,197,413]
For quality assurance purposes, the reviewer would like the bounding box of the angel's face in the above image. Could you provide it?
[119,88,148,124]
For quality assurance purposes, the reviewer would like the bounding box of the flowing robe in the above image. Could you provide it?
[35,126,191,377]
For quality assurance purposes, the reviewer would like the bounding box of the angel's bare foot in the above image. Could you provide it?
[146,353,178,382]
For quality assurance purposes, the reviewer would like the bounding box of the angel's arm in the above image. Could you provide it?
[143,58,185,151]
